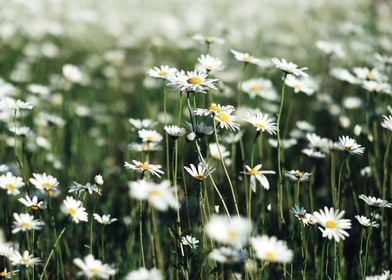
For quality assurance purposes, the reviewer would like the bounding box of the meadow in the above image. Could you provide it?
[0,0,391,279]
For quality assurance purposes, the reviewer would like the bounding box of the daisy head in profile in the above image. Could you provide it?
[12,213,44,234]
[125,267,163,280]
[270,57,308,78]
[73,254,116,279]
[312,207,351,242]
[184,162,215,182]
[338,136,365,155]
[29,173,59,195]
[285,170,311,182]
[18,195,47,211]
[358,194,392,208]
[61,196,88,223]
[243,112,277,135]
[0,172,25,196]
[147,65,177,80]
[251,235,293,263]
[168,70,217,94]
[205,215,252,247]
[124,160,164,178]
[197,54,224,73]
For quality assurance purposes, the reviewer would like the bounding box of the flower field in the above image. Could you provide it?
[0,0,391,279]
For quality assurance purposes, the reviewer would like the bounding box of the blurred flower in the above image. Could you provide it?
[193,34,224,45]
[138,129,163,143]
[359,194,392,208]
[147,65,177,80]
[29,173,59,194]
[62,64,83,83]
[0,98,33,111]
[285,74,317,96]
[209,247,247,263]
[285,170,311,182]
[18,195,46,211]
[241,79,278,101]
[243,164,275,191]
[61,196,88,223]
[129,118,157,130]
[330,68,359,84]
[365,270,391,280]
[0,172,24,196]
[251,235,293,263]
[12,213,44,234]
[164,124,186,139]
[197,54,224,73]
[209,143,230,160]
[181,235,199,249]
[128,180,179,211]
[93,214,117,225]
[231,49,267,66]
[0,268,19,279]
[313,207,351,242]
[125,267,163,280]
[362,81,391,94]
[125,160,164,178]
[353,67,386,82]
[9,250,40,267]
[168,70,216,93]
[270,57,308,77]
[205,215,252,246]
[73,254,116,279]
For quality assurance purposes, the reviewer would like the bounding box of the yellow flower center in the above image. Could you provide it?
[149,188,161,197]
[208,104,220,112]
[264,251,276,261]
[344,146,352,152]
[146,135,154,142]
[366,71,375,80]
[250,84,261,92]
[295,170,303,178]
[187,77,202,85]
[0,271,7,277]
[69,208,77,216]
[42,182,53,189]
[227,229,238,241]
[7,184,15,191]
[89,267,101,274]
[249,168,258,176]
[293,83,302,91]
[217,112,229,123]
[21,258,30,265]
[326,220,337,229]
[159,71,168,77]
[255,122,265,130]
[137,162,149,170]
[244,55,254,63]
[31,205,40,211]
[21,222,31,229]
[194,174,205,181]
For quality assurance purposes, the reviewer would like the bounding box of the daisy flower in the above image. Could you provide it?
[93,214,118,225]
[330,68,359,84]
[69,182,102,196]
[312,207,351,242]
[9,250,40,267]
[164,125,186,139]
[209,247,247,264]
[12,213,44,234]
[205,215,252,246]
[339,136,365,155]
[362,81,392,94]
[0,172,24,196]
[129,118,157,130]
[316,41,345,58]
[129,180,179,211]
[147,65,177,80]
[193,34,225,45]
[62,64,83,83]
[194,103,235,117]
[181,235,199,249]
[243,112,277,135]
[285,170,311,182]
[18,195,46,211]
[209,143,230,160]
[251,235,293,263]
[290,206,316,226]
[354,215,379,228]
[125,267,163,280]
[243,164,275,191]
[353,67,386,82]
[0,268,19,279]
[184,162,215,182]
[197,54,224,73]
[270,57,308,77]
[73,254,116,279]
[231,49,268,67]
[285,74,317,96]
[29,173,59,193]
[358,194,392,208]
[94,174,104,186]
[168,70,216,93]
[138,129,163,143]
[241,78,278,101]
[381,114,392,131]
[214,109,239,131]
[61,196,88,223]
[0,97,33,111]
[124,160,164,178]
[365,270,391,280]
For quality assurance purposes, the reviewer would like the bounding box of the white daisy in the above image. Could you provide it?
[12,213,44,234]
[209,143,230,160]
[93,214,118,225]
[0,97,33,111]
[184,162,215,182]
[241,78,278,101]
[330,68,359,84]
[124,160,164,178]
[164,124,186,139]
[354,215,379,228]
[18,195,47,211]
[29,173,59,193]
[285,170,311,182]
[73,254,116,279]
[94,174,104,186]
[214,109,240,131]
[125,267,163,280]
[0,172,24,196]
[312,207,351,242]
[251,235,293,263]
[243,112,277,135]
[138,129,163,143]
[270,57,308,77]
[285,74,317,96]
[316,40,345,58]
[339,135,365,155]
[358,194,392,208]
[381,114,392,131]
[128,180,179,211]
[205,215,252,246]
[231,50,268,67]
[209,247,247,263]
[362,81,392,94]
[353,67,386,82]
[129,118,157,130]
[147,65,177,80]
[197,54,224,73]
[9,250,40,267]
[243,164,275,191]
[168,70,216,93]
[181,235,199,249]
[61,196,88,223]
